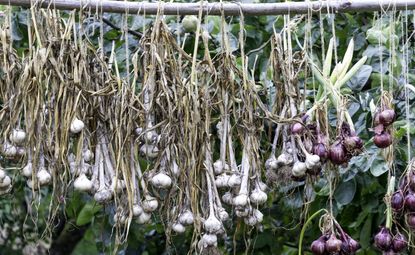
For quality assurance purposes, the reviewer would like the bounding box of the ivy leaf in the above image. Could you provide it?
[76,203,102,226]
[347,65,372,91]
[370,154,389,177]
[334,179,356,205]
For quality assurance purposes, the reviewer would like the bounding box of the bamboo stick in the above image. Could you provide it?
[0,0,414,15]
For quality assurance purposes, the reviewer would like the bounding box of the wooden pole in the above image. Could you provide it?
[0,0,414,15]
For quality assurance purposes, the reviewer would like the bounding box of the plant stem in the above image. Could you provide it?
[298,209,327,255]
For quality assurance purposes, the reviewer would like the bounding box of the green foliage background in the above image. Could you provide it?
[1,0,415,254]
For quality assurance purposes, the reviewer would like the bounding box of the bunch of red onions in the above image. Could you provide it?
[327,123,363,166]
[390,172,415,233]
[373,108,395,148]
[374,227,407,254]
[311,225,359,255]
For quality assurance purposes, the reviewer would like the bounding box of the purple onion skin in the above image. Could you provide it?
[374,132,392,148]
[348,237,360,252]
[344,136,363,150]
[329,143,348,165]
[410,177,415,191]
[291,123,304,135]
[406,213,415,228]
[374,227,392,251]
[311,238,326,255]
[391,190,404,212]
[404,193,415,211]
[379,109,396,126]
[326,234,342,253]
[392,233,407,253]
[313,143,329,160]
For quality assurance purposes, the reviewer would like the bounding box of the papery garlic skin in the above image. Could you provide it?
[70,118,85,134]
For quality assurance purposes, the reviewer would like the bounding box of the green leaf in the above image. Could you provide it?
[346,65,372,91]
[370,154,388,177]
[76,202,102,226]
[334,179,356,205]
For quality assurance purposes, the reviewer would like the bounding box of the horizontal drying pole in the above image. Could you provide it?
[0,0,414,15]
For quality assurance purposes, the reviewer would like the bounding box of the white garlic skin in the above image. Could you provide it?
[277,153,293,165]
[70,118,85,134]
[144,130,158,144]
[16,147,26,156]
[215,174,230,188]
[110,177,126,192]
[178,210,194,225]
[171,160,180,177]
[22,163,33,178]
[136,212,152,224]
[83,150,94,162]
[305,154,320,169]
[244,209,263,226]
[203,215,222,234]
[221,192,233,205]
[292,161,307,177]
[10,129,26,145]
[250,188,268,205]
[228,174,242,187]
[150,172,172,189]
[200,234,217,248]
[235,207,249,217]
[218,208,229,221]
[132,204,143,217]
[0,168,6,181]
[36,168,51,186]
[172,223,186,234]
[2,142,17,157]
[213,160,229,175]
[0,175,11,188]
[233,194,248,207]
[94,189,112,203]
[142,196,158,212]
[265,157,279,170]
[74,174,93,192]
[139,144,159,159]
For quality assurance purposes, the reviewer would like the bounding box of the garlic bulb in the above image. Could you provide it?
[22,163,33,178]
[36,168,51,186]
[140,144,159,159]
[233,194,248,207]
[213,160,229,175]
[172,222,186,234]
[0,168,6,181]
[83,150,94,162]
[203,214,222,234]
[305,154,320,169]
[142,195,158,212]
[265,157,279,170]
[70,118,85,134]
[214,174,230,188]
[94,189,112,203]
[178,210,194,225]
[218,208,229,221]
[10,129,26,145]
[221,192,233,205]
[250,188,268,205]
[74,174,93,192]
[16,147,26,157]
[292,161,307,177]
[200,234,217,248]
[150,172,172,189]
[132,204,143,217]
[137,212,151,224]
[235,207,249,217]
[2,142,17,157]
[144,130,158,144]
[110,177,126,192]
[0,176,11,188]
[277,153,293,165]
[114,213,127,225]
[228,174,242,187]
[244,209,263,226]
